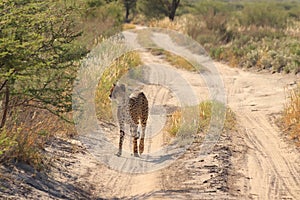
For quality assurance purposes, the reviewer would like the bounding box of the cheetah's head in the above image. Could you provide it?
[109,83,126,101]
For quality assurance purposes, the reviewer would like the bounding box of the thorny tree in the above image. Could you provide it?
[137,0,181,21]
[0,0,86,128]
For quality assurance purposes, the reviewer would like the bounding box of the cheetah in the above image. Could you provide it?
[109,83,149,157]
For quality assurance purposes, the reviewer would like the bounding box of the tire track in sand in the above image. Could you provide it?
[218,63,300,199]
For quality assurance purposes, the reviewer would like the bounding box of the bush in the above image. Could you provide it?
[236,37,300,73]
[191,1,235,44]
[182,0,300,74]
[237,2,288,29]
[80,0,124,47]
[0,0,124,170]
[0,128,47,169]
[0,105,75,170]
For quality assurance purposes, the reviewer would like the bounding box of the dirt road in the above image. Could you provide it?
[218,64,300,199]
[70,50,241,199]
[1,28,299,200]
[72,47,299,199]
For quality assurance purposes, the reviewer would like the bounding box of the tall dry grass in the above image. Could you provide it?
[283,85,300,145]
[0,106,75,170]
[166,101,236,138]
[95,51,142,122]
[148,16,188,32]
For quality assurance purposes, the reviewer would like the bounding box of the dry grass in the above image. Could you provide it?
[122,23,136,30]
[198,101,236,133]
[283,84,300,145]
[95,51,142,122]
[0,54,141,171]
[148,16,190,33]
[166,110,182,136]
[0,128,46,169]
[166,101,236,137]
[150,49,197,72]
[0,106,75,170]
[0,0,124,171]
[134,17,204,72]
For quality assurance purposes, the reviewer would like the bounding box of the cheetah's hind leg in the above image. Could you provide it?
[139,138,144,155]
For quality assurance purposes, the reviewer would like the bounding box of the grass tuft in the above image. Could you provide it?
[166,110,181,136]
[150,49,197,72]
[167,101,236,137]
[282,84,300,145]
[123,23,136,30]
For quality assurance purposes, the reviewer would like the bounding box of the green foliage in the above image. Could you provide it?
[87,0,105,7]
[237,2,288,29]
[175,0,195,16]
[78,0,124,49]
[0,130,17,157]
[0,0,87,126]
[210,47,224,60]
[137,0,181,21]
[193,0,234,16]
[0,0,126,168]
[122,0,138,22]
[137,0,167,20]
[188,1,237,44]
[236,37,300,73]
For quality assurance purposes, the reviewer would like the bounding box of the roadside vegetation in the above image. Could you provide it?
[282,85,300,146]
[95,52,141,122]
[0,0,124,169]
[150,49,196,72]
[148,0,300,74]
[167,101,236,138]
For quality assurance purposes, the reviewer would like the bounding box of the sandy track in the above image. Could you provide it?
[217,64,300,199]
[85,51,202,199]
[73,32,300,199]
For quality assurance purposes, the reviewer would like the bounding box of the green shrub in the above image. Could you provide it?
[237,2,288,29]
[80,0,123,47]
[87,0,104,8]
[210,47,224,60]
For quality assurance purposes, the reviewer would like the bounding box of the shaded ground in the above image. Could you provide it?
[0,138,91,200]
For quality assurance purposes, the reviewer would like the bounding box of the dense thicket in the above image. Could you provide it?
[0,0,123,167]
